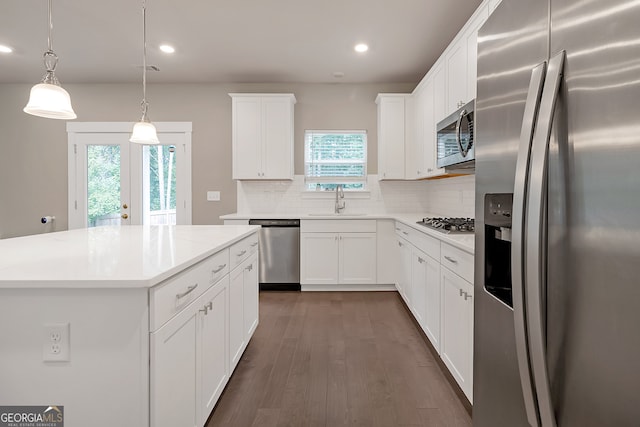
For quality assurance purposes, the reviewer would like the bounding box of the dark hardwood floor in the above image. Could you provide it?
[207,291,472,427]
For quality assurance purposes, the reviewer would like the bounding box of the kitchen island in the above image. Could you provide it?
[0,225,259,427]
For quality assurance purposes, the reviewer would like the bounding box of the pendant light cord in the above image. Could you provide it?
[141,0,149,119]
[47,0,53,52]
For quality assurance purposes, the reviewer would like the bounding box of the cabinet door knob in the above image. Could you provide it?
[121,213,129,219]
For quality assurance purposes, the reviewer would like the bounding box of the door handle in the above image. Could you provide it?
[512,61,547,427]
[525,50,565,427]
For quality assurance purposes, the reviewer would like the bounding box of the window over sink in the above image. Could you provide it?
[304,130,367,191]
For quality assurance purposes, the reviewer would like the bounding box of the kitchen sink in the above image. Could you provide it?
[307,213,367,217]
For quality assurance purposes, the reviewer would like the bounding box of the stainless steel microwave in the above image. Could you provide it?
[436,100,475,169]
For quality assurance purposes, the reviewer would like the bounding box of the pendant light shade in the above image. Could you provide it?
[130,0,159,145]
[24,83,76,119]
[130,120,160,144]
[24,0,76,120]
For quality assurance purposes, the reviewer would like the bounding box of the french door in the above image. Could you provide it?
[67,122,192,229]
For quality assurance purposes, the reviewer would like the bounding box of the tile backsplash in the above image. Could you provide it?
[236,174,475,217]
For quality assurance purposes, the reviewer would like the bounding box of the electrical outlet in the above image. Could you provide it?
[207,191,221,201]
[43,323,70,362]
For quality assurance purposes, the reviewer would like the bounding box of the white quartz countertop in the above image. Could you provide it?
[220,212,475,254]
[0,225,259,289]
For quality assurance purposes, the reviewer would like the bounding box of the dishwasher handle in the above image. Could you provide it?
[249,219,300,227]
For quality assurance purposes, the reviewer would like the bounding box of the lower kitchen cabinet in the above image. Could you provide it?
[299,233,339,284]
[151,301,199,427]
[397,238,412,305]
[440,266,474,401]
[300,220,377,288]
[151,276,230,427]
[300,232,376,285]
[412,250,441,352]
[199,278,230,424]
[229,252,259,371]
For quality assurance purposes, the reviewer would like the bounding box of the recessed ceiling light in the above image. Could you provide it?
[159,44,175,54]
[354,43,369,53]
[0,45,13,54]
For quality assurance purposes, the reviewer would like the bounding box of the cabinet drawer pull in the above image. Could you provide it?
[395,228,401,231]
[250,242,258,247]
[418,257,425,264]
[444,255,458,264]
[402,231,409,236]
[212,264,227,274]
[237,250,247,257]
[176,284,198,299]
[398,242,403,247]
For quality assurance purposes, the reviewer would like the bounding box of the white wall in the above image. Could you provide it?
[0,82,414,238]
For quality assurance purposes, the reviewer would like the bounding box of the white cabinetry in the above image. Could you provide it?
[150,258,232,427]
[439,242,474,401]
[230,93,296,180]
[445,6,489,114]
[228,236,259,372]
[151,299,199,427]
[440,266,474,401]
[395,223,442,352]
[151,231,259,427]
[376,94,409,180]
[300,220,377,289]
[393,222,473,401]
[199,278,229,424]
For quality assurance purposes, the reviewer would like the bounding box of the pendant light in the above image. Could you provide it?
[24,0,76,120]
[130,0,159,144]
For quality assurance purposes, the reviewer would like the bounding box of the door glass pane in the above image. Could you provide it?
[143,145,177,225]
[87,145,122,227]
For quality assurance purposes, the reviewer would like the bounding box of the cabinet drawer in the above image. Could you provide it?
[441,243,474,283]
[230,233,259,270]
[395,221,440,260]
[151,249,230,331]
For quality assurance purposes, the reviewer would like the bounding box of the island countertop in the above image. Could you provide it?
[0,225,259,289]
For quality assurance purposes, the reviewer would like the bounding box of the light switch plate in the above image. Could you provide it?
[207,191,221,201]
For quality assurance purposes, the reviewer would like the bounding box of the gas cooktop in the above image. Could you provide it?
[416,217,475,234]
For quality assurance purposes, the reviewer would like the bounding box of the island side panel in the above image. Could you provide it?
[0,287,149,427]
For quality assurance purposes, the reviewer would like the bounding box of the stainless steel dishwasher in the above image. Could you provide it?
[248,219,300,291]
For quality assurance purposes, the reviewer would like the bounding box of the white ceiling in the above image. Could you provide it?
[0,0,482,84]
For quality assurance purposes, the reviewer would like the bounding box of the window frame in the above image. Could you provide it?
[303,129,368,191]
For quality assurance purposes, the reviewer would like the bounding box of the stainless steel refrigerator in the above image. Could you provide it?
[473,0,640,426]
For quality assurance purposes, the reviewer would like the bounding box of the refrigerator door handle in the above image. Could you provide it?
[512,61,547,427]
[526,50,567,427]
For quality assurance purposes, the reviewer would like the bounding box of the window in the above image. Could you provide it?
[304,130,367,191]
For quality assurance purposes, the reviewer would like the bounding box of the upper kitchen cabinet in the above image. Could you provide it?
[230,94,296,180]
[445,5,489,115]
[376,94,409,180]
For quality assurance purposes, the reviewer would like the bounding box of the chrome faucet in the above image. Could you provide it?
[335,184,346,214]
